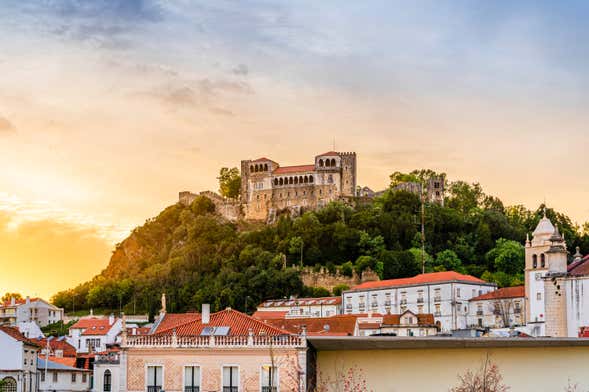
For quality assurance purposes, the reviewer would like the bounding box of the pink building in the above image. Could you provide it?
[121,305,307,392]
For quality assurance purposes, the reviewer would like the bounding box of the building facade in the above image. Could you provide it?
[37,358,91,392]
[342,271,496,332]
[0,297,63,328]
[241,151,357,221]
[468,286,525,329]
[255,297,342,319]
[0,326,40,392]
[66,315,122,353]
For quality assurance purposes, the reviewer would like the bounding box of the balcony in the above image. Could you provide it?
[417,298,424,303]
[124,334,306,349]
[185,387,200,392]
[147,386,162,392]
[434,296,442,302]
[223,387,238,392]
[400,299,407,305]
[434,312,441,317]
[514,308,521,314]
[384,300,391,306]
[476,311,484,316]
[371,302,378,308]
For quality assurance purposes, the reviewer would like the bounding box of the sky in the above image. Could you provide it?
[1,0,589,299]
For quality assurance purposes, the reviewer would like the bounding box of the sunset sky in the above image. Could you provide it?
[1,0,589,299]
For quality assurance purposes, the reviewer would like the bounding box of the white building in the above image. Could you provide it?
[0,326,40,392]
[18,321,45,340]
[468,286,525,329]
[0,297,63,327]
[255,296,342,319]
[92,351,121,392]
[342,271,496,332]
[66,315,122,353]
[37,358,91,392]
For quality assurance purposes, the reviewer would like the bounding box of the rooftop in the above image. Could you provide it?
[273,164,316,174]
[70,317,117,336]
[470,286,525,301]
[0,326,40,347]
[349,271,490,291]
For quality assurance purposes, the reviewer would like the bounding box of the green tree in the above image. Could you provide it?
[434,250,464,272]
[486,238,524,275]
[1,292,22,303]
[332,284,350,296]
[340,261,354,277]
[217,167,241,199]
[288,236,304,265]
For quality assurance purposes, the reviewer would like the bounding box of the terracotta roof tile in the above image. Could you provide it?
[273,165,315,174]
[251,311,289,320]
[39,355,77,368]
[0,326,40,347]
[154,309,291,336]
[70,317,117,336]
[35,338,76,357]
[317,151,339,156]
[1,297,41,307]
[568,255,589,276]
[350,271,489,291]
[469,286,525,301]
[263,314,358,336]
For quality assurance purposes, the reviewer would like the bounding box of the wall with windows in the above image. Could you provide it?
[125,348,304,392]
[343,282,496,332]
[38,370,90,392]
[468,297,525,328]
[93,364,119,392]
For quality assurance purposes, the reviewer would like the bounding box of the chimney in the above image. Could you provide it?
[25,296,30,305]
[10,297,15,306]
[202,304,210,325]
[109,313,115,325]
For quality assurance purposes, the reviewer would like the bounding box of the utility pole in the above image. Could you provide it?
[421,185,426,274]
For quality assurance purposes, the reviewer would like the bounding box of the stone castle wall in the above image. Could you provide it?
[301,267,379,292]
[179,191,241,221]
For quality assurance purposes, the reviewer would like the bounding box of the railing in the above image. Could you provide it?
[434,296,442,302]
[384,300,391,306]
[400,299,407,305]
[434,312,441,317]
[184,387,200,392]
[371,302,378,308]
[94,354,120,365]
[125,334,305,348]
[222,387,238,392]
[476,311,484,316]
[417,298,424,303]
[147,386,162,392]
[514,308,521,314]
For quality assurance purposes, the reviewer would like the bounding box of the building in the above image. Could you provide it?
[0,296,64,327]
[393,175,445,205]
[17,321,44,339]
[120,299,307,392]
[93,349,121,392]
[342,271,496,332]
[254,296,342,319]
[258,310,438,337]
[240,151,357,221]
[37,358,91,392]
[36,336,78,368]
[308,336,589,391]
[468,286,525,329]
[0,326,40,392]
[66,315,122,353]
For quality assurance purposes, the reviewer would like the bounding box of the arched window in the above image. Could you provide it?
[264,163,268,171]
[304,176,308,183]
[289,177,293,184]
[294,176,299,184]
[250,165,254,172]
[1,377,17,392]
[533,254,538,268]
[325,159,331,167]
[541,254,546,268]
[331,158,336,167]
[274,178,278,186]
[254,164,259,172]
[279,178,283,186]
[103,370,112,392]
[309,176,314,183]
[319,159,324,167]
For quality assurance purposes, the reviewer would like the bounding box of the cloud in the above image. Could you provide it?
[232,64,249,76]
[0,211,112,300]
[0,116,16,135]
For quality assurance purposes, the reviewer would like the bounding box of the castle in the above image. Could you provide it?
[240,151,357,221]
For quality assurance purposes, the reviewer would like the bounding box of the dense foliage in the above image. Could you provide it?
[51,171,589,318]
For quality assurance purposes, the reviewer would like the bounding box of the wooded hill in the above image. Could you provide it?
[52,170,589,318]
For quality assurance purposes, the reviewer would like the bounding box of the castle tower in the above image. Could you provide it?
[339,152,357,197]
[427,175,445,206]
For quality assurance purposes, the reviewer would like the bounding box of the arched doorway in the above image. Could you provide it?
[1,377,17,392]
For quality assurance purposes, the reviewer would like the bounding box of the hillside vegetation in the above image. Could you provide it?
[52,171,589,318]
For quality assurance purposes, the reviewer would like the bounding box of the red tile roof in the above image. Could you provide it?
[273,165,315,174]
[350,271,489,291]
[252,157,272,163]
[1,297,41,307]
[0,326,40,347]
[35,338,76,357]
[70,317,117,336]
[259,297,342,308]
[263,314,359,336]
[317,151,339,156]
[568,255,589,276]
[470,286,525,301]
[382,313,436,326]
[251,311,289,320]
[153,309,292,336]
[39,355,77,368]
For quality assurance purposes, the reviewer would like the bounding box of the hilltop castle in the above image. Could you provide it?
[240,151,357,221]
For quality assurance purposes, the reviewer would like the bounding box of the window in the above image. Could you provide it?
[103,370,111,392]
[434,304,441,316]
[41,372,45,382]
[223,366,239,392]
[72,373,76,383]
[456,288,461,298]
[53,372,58,382]
[328,174,333,183]
[1,377,16,392]
[82,374,87,383]
[537,292,542,301]
[147,365,163,392]
[533,254,538,268]
[184,366,200,392]
[541,254,546,268]
[261,365,278,392]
